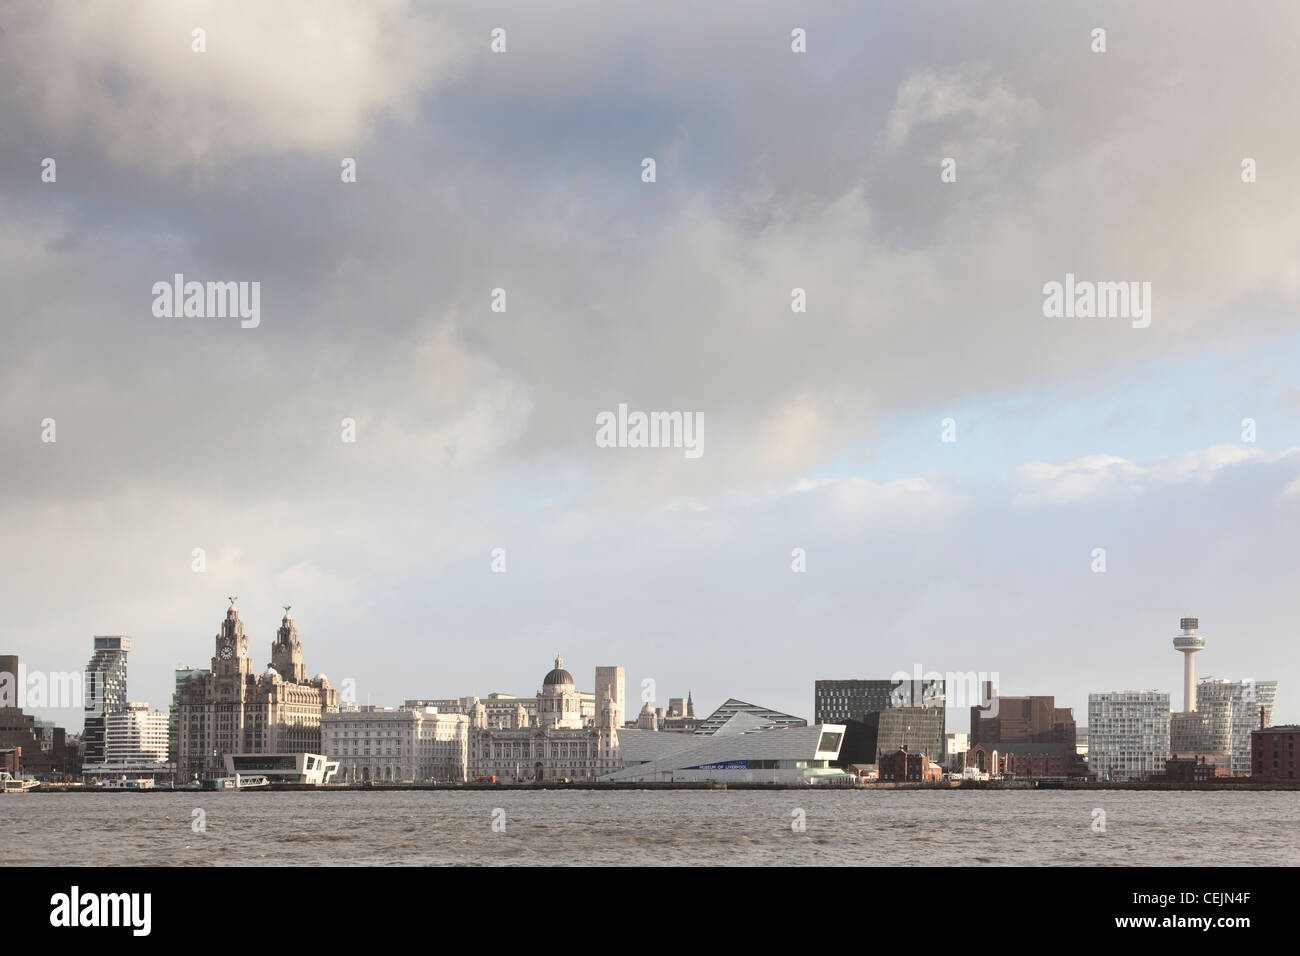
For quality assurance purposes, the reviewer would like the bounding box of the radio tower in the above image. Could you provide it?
[1172,617,1206,712]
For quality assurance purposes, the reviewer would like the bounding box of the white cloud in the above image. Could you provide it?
[1015,445,1300,507]
[4,0,465,169]
[788,475,966,528]
[885,67,1041,159]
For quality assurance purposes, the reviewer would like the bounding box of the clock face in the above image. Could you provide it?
[220,645,234,661]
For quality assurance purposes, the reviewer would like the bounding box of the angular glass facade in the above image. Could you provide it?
[814,678,945,724]
[82,636,132,767]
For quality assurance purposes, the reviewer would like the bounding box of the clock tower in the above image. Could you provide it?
[213,596,252,678]
[176,599,337,781]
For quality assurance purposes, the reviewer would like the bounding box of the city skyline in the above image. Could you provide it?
[6,601,1290,737]
[2,1,1297,904]
[5,3,1300,745]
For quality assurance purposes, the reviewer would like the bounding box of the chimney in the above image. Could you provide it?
[1260,706,1266,731]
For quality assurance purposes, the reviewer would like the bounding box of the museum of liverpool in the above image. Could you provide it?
[599,724,852,784]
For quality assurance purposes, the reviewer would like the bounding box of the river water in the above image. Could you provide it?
[2,790,1296,866]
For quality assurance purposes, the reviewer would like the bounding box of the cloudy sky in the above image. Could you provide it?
[3,1,1299,733]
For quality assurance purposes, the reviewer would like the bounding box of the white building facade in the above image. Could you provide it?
[322,706,469,783]
[602,724,850,785]
[1087,691,1170,781]
[1193,679,1279,775]
[96,702,169,773]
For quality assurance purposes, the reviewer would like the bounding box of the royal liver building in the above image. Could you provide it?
[177,600,338,780]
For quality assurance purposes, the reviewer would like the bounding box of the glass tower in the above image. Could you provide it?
[82,635,132,767]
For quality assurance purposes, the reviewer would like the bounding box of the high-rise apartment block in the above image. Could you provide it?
[1185,681,1274,780]
[82,636,132,768]
[1087,691,1170,781]
[101,702,169,772]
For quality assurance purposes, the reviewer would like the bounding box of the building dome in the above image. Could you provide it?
[314,673,331,687]
[263,667,281,683]
[542,655,574,687]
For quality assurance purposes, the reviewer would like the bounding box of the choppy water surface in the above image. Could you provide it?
[2,790,1296,866]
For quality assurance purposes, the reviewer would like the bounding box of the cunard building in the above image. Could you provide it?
[177,600,338,780]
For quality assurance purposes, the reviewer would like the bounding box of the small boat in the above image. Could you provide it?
[100,777,156,790]
[0,771,40,793]
[200,773,270,791]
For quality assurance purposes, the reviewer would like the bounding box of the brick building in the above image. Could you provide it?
[971,693,1076,749]
[0,654,79,778]
[1149,755,1231,783]
[877,746,943,782]
[1252,722,1299,781]
[964,742,1072,778]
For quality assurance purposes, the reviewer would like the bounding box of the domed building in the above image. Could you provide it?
[537,656,584,729]
[466,654,622,783]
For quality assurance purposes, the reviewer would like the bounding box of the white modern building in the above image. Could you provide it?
[1192,679,1278,776]
[691,698,807,736]
[106,702,168,762]
[1087,691,1170,781]
[602,723,850,785]
[322,705,469,783]
[224,752,338,785]
[83,702,172,781]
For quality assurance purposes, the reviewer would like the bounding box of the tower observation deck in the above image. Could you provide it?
[1173,617,1206,713]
